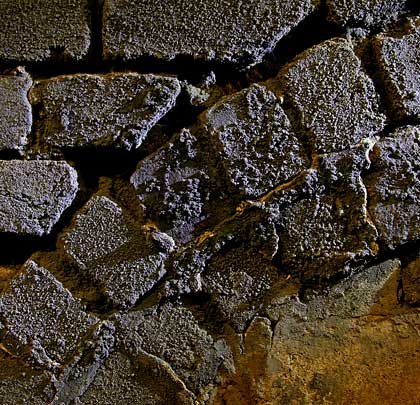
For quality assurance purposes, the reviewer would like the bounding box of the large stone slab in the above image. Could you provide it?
[30,73,181,151]
[60,195,174,308]
[278,38,386,154]
[115,302,231,394]
[0,69,32,152]
[0,260,99,367]
[102,0,318,66]
[365,126,420,249]
[203,83,308,198]
[374,19,420,120]
[0,160,78,236]
[326,0,408,28]
[271,144,378,279]
[0,0,91,62]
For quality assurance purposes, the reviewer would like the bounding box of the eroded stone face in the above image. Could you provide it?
[203,83,309,198]
[0,70,32,152]
[0,260,98,367]
[0,160,78,236]
[102,0,318,66]
[278,38,386,154]
[273,145,378,279]
[60,195,175,308]
[374,19,420,120]
[365,126,420,249]
[326,0,408,28]
[115,302,231,393]
[30,73,181,151]
[0,0,91,62]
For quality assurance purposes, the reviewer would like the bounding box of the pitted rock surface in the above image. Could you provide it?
[0,160,78,236]
[278,38,386,154]
[102,0,318,65]
[0,260,98,367]
[374,18,420,120]
[365,126,420,249]
[30,73,181,151]
[326,0,408,28]
[203,83,309,198]
[0,69,32,152]
[0,0,91,62]
[61,195,175,308]
[0,2,419,403]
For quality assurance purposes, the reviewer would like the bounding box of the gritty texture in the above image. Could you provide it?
[326,0,408,28]
[273,145,378,279]
[0,0,91,62]
[402,257,420,305]
[115,302,232,394]
[0,160,78,236]
[365,126,420,249]
[374,19,420,120]
[130,128,226,244]
[30,73,181,151]
[78,350,195,405]
[278,38,386,154]
[102,0,318,65]
[0,260,98,367]
[1,2,420,403]
[0,70,32,152]
[61,195,175,308]
[203,83,308,198]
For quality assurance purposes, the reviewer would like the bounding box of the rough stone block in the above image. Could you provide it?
[61,195,175,308]
[203,83,308,198]
[0,160,78,236]
[326,0,407,28]
[0,0,91,62]
[374,19,420,120]
[0,69,32,152]
[102,0,318,66]
[115,303,231,393]
[273,144,378,279]
[278,38,386,154]
[0,260,99,367]
[365,126,420,249]
[77,350,195,404]
[30,73,181,151]
[131,128,219,244]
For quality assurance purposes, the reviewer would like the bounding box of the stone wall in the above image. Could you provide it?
[0,1,419,403]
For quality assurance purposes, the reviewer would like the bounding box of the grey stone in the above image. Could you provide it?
[326,0,407,28]
[0,260,99,367]
[273,144,378,279]
[0,160,78,236]
[30,73,181,151]
[115,302,231,393]
[374,19,420,120]
[60,196,132,269]
[277,38,386,154]
[167,206,280,331]
[0,0,91,62]
[402,258,420,305]
[0,352,56,405]
[131,128,221,244]
[0,69,32,152]
[77,350,195,405]
[102,0,318,66]
[203,83,308,198]
[365,126,420,249]
[60,195,175,308]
